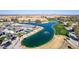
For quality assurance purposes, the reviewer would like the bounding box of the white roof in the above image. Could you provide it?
[4,29,14,34]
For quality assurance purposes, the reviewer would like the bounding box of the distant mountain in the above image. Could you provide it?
[0,14,78,16]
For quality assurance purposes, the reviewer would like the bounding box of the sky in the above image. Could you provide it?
[0,10,79,15]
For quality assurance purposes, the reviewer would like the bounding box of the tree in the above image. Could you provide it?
[35,20,41,24]
[17,32,23,37]
[66,21,73,27]
[78,22,79,26]
[22,20,25,23]
[28,19,31,23]
[74,27,79,47]
[64,16,68,22]
[71,16,77,23]
[0,36,6,41]
[11,18,18,23]
[4,19,7,22]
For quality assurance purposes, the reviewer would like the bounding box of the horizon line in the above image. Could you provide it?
[0,14,79,16]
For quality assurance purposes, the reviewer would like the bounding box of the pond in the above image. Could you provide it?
[21,21,58,48]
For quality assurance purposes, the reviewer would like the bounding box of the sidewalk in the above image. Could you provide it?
[36,35,66,49]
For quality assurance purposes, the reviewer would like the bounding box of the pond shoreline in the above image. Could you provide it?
[20,22,58,48]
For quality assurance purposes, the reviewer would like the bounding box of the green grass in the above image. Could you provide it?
[47,18,68,36]
[47,18,58,22]
[53,24,69,36]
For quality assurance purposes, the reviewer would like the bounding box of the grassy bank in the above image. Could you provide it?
[53,24,69,36]
[47,18,58,22]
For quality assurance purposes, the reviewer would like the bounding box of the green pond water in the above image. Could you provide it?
[21,21,58,48]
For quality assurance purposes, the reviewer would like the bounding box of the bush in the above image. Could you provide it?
[0,36,6,40]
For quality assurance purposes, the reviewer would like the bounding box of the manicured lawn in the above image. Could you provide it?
[47,18,58,22]
[53,24,69,36]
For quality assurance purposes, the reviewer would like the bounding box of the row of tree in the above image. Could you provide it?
[58,16,79,47]
[74,23,79,46]
[11,19,42,23]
